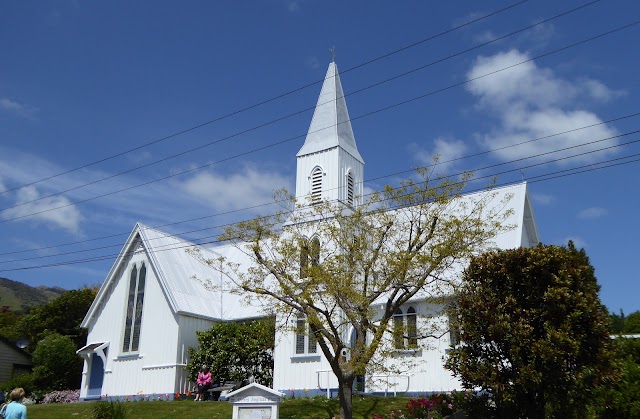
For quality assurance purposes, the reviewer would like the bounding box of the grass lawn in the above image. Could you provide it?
[26,396,409,419]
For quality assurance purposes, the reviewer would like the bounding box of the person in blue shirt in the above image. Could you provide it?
[2,387,27,419]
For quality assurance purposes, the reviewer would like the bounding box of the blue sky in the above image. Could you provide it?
[0,0,638,314]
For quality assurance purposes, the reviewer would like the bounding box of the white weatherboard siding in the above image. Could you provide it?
[80,61,540,400]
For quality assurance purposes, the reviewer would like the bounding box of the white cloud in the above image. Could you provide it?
[531,192,553,205]
[467,49,620,165]
[562,236,587,249]
[0,98,36,117]
[410,137,468,172]
[1,186,83,234]
[577,207,608,220]
[287,0,301,12]
[580,79,625,102]
[181,166,291,213]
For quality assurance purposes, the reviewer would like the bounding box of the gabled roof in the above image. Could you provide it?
[296,62,363,163]
[81,223,266,329]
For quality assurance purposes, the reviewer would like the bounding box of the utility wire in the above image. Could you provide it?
[0,0,601,214]
[0,0,532,198]
[2,151,638,273]
[2,129,638,266]
[2,16,636,224]
[1,108,637,258]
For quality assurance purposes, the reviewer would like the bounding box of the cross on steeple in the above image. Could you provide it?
[330,46,336,63]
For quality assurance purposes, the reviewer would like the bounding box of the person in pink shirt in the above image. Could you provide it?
[194,366,212,401]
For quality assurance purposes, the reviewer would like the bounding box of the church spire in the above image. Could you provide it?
[295,61,365,208]
[296,62,363,163]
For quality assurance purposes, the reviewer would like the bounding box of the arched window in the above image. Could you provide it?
[299,239,309,278]
[346,171,354,206]
[122,265,137,352]
[131,263,146,352]
[407,306,417,348]
[310,237,320,268]
[122,262,147,353]
[310,167,323,204]
[393,308,404,349]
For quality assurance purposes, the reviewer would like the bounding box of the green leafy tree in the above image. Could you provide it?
[609,309,625,334]
[623,311,640,334]
[16,288,97,352]
[32,333,83,391]
[446,242,616,418]
[187,318,275,387]
[197,170,511,419]
[592,338,640,418]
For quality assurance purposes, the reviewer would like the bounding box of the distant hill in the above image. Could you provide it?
[0,277,67,313]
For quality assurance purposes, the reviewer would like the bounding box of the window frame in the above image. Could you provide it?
[121,262,147,354]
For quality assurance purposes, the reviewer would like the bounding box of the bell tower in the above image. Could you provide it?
[295,61,364,208]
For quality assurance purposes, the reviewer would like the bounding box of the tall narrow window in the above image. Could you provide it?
[122,266,137,352]
[407,307,417,348]
[131,263,146,352]
[310,237,320,268]
[346,171,354,206]
[122,262,146,353]
[299,240,309,278]
[308,322,318,354]
[393,308,404,349]
[310,167,323,204]
[295,314,305,354]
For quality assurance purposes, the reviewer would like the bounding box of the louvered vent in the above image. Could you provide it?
[347,172,354,206]
[311,167,323,204]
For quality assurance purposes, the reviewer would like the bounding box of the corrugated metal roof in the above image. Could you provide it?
[138,224,266,321]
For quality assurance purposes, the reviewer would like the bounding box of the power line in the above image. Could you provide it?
[2,128,638,267]
[0,0,600,214]
[2,151,638,274]
[2,16,636,224]
[2,107,638,258]
[0,0,532,198]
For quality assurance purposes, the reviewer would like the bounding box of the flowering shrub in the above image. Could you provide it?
[42,389,80,404]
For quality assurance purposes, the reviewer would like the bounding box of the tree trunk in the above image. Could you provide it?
[338,377,355,419]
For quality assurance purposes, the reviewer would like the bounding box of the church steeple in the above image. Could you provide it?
[295,62,364,208]
[296,62,363,163]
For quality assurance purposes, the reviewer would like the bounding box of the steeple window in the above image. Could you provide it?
[346,171,354,206]
[310,167,323,204]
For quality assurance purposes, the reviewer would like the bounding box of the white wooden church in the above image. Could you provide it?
[77,61,539,401]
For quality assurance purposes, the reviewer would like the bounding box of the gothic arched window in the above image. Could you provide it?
[310,166,323,204]
[122,262,147,353]
[310,237,320,268]
[299,239,309,278]
[407,306,417,348]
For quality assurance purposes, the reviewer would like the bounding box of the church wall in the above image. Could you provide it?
[80,248,183,399]
[273,322,338,396]
[176,314,216,392]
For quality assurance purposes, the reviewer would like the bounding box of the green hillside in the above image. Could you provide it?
[0,277,66,313]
